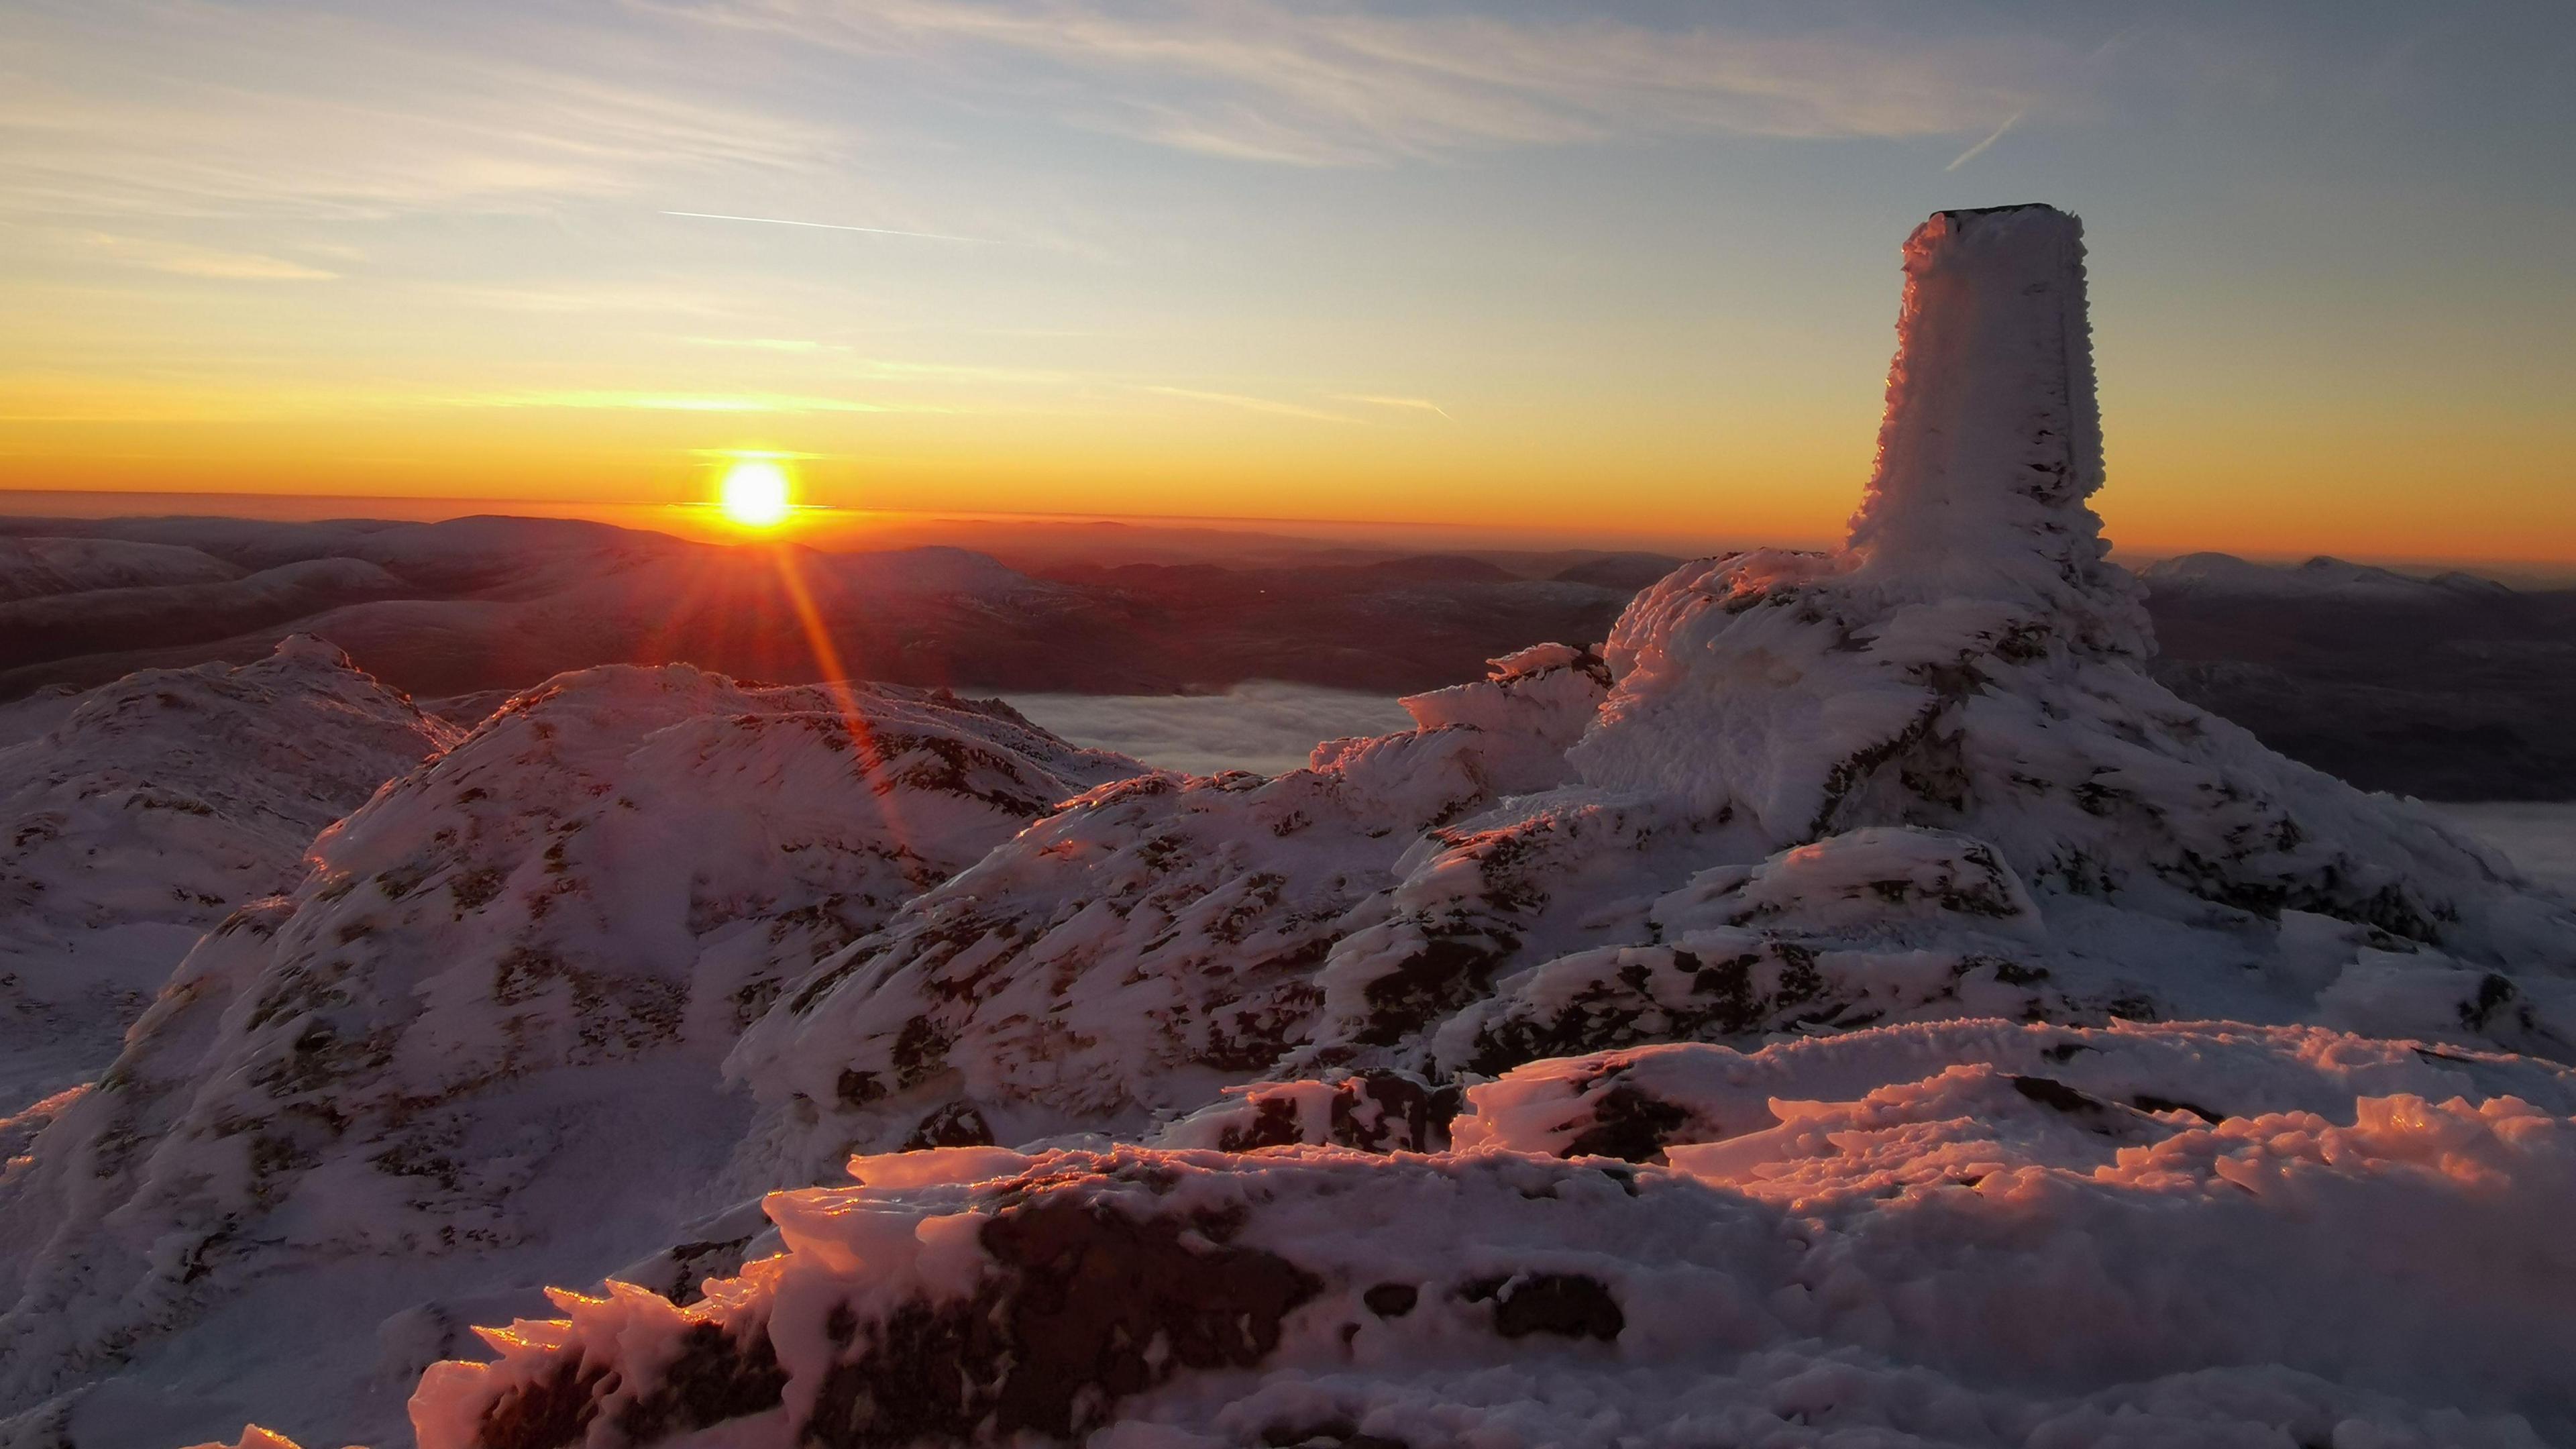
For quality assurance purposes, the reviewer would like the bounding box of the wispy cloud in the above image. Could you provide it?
[687,337,855,353]
[660,210,999,244]
[1943,109,2026,171]
[1140,385,1354,423]
[1334,393,1452,420]
[697,0,2065,166]
[439,390,913,414]
[0,2,836,221]
[72,231,338,280]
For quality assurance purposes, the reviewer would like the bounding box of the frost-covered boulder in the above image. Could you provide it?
[0,666,1136,1448]
[415,1018,2576,1448]
[0,636,456,1110]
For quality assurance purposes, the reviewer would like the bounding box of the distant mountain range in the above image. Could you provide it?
[4,517,2571,799]
[2137,553,2576,802]
[0,515,1642,704]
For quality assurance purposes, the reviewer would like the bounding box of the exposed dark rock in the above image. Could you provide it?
[614,1322,788,1444]
[1459,1273,1624,1342]
[472,1358,608,1449]
[1362,1283,1419,1318]
[902,1100,996,1150]
[800,1193,1323,1447]
[1560,1084,1692,1164]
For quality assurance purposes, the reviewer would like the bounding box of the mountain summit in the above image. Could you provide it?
[400,206,2576,1449]
[5,208,2573,1449]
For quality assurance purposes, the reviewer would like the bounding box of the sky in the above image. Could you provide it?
[2,0,2571,563]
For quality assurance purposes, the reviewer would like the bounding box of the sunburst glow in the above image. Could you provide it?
[717,459,794,528]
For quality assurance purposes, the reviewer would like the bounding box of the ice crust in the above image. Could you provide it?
[6,206,2575,1449]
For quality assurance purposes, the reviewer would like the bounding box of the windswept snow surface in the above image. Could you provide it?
[0,637,456,1112]
[17,206,2576,1449]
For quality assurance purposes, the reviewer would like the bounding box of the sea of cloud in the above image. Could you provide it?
[1000,682,1413,777]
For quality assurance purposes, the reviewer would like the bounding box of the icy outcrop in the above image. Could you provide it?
[0,637,456,1110]
[418,1020,2576,1448]
[0,667,1137,1446]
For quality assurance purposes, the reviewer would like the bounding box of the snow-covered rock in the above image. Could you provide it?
[0,637,455,1112]
[727,647,1612,1179]
[418,1018,2576,1448]
[0,667,1138,1448]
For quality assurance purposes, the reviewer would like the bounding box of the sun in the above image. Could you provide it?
[716,459,794,529]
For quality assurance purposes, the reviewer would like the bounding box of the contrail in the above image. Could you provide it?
[661,211,997,244]
[1944,111,2025,172]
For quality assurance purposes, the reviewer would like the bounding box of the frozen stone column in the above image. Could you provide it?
[1845,205,2147,657]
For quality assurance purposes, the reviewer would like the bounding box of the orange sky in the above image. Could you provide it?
[4,1,2571,566]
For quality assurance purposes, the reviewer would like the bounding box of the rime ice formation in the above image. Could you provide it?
[0,637,457,1110]
[13,206,2576,1449]
[426,1037,2576,1449]
[0,667,1138,1447]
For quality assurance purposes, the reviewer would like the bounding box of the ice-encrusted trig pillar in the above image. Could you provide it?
[1845,204,2148,657]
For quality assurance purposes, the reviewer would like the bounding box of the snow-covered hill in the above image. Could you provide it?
[0,537,244,604]
[2141,551,2515,601]
[0,668,1138,1447]
[0,637,455,1113]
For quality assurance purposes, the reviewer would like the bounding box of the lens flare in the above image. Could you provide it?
[717,460,793,528]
